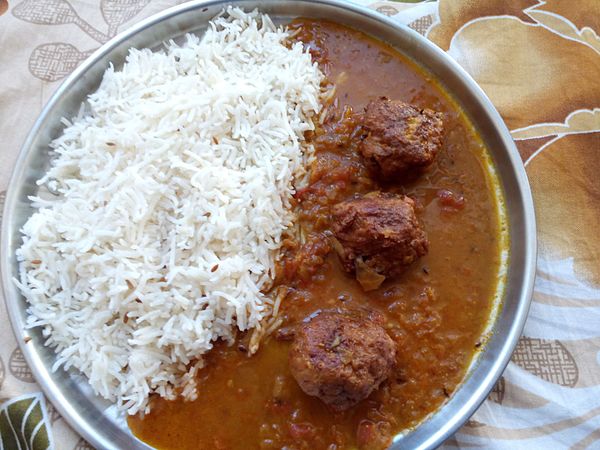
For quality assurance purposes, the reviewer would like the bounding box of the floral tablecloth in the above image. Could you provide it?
[1,0,599,449]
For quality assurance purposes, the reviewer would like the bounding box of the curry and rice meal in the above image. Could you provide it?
[15,8,506,450]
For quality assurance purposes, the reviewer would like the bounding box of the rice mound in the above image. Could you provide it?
[15,7,324,414]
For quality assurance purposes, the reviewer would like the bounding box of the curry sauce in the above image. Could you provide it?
[129,19,504,450]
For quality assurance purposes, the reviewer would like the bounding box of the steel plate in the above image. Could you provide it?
[1,1,536,449]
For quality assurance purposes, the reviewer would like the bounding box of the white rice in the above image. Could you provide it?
[15,7,324,415]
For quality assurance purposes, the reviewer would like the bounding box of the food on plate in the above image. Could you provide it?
[15,8,324,414]
[130,18,505,450]
[331,192,428,289]
[289,310,396,411]
[359,98,445,179]
[15,8,506,450]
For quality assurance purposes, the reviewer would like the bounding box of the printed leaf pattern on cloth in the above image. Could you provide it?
[29,43,95,82]
[512,338,578,387]
[101,0,151,34]
[427,0,538,50]
[530,0,600,52]
[12,0,78,25]
[11,0,156,82]
[12,0,109,42]
[9,349,35,384]
[408,14,435,34]
[0,394,53,450]
[442,16,600,130]
[488,377,505,404]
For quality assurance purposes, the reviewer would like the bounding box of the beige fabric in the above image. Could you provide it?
[1,1,599,449]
